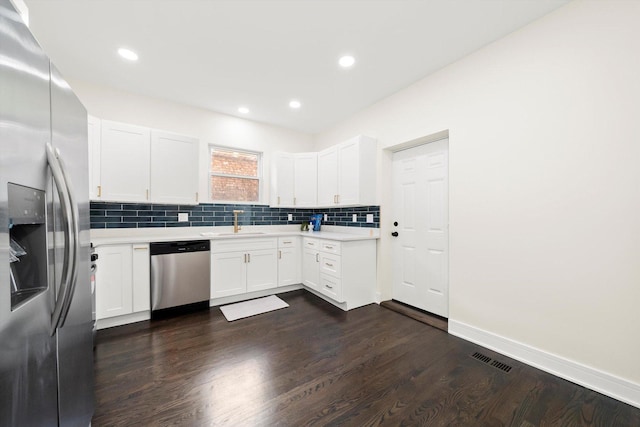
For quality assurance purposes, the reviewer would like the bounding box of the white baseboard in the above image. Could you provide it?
[448,320,640,409]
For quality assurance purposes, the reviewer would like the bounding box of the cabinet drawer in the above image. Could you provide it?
[319,274,343,302]
[320,240,341,255]
[278,236,299,248]
[211,237,277,253]
[319,253,341,277]
[303,237,319,249]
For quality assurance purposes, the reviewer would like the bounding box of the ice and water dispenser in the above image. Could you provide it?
[8,183,48,309]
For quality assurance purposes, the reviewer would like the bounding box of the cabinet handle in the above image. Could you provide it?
[294,197,297,206]
[315,253,319,262]
[278,250,282,259]
[337,194,340,204]
[325,263,333,267]
[196,192,199,202]
[283,240,292,244]
[278,196,280,205]
[97,185,101,197]
[133,247,148,251]
[325,284,333,289]
[146,189,149,200]
[247,253,250,263]
[244,254,247,263]
[325,245,333,249]
[333,195,337,204]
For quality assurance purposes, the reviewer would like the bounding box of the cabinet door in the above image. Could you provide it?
[337,138,360,205]
[271,152,295,206]
[301,247,320,290]
[246,249,278,292]
[211,251,247,298]
[95,245,133,319]
[278,246,300,286]
[132,244,150,312]
[317,146,338,206]
[293,153,317,207]
[100,120,150,202]
[88,115,101,200]
[150,130,199,205]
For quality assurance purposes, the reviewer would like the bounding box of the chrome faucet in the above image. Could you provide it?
[233,210,244,233]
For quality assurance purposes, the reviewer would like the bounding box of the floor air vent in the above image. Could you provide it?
[490,360,512,373]
[470,352,512,373]
[471,351,492,364]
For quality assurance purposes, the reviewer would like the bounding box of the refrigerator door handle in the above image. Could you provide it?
[47,143,79,334]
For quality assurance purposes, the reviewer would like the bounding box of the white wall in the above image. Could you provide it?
[69,79,314,204]
[315,0,640,404]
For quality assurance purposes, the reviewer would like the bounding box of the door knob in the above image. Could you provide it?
[391,232,399,237]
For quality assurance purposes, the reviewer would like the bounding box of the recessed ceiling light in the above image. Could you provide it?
[289,100,301,109]
[338,55,355,68]
[238,107,250,114]
[117,48,138,61]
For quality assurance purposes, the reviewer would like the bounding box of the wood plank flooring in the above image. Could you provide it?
[93,290,640,426]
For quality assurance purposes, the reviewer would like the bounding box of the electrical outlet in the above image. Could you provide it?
[352,214,358,222]
[288,213,293,221]
[366,214,374,223]
[178,212,189,222]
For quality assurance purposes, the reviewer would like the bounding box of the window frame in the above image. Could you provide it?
[208,144,263,204]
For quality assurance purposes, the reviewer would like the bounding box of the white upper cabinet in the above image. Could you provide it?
[91,118,200,204]
[293,153,317,207]
[317,135,377,207]
[270,152,317,207]
[271,152,295,206]
[100,120,151,202]
[317,146,338,206]
[150,130,199,205]
[87,115,101,200]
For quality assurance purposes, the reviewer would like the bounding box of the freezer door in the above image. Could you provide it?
[0,1,59,425]
[50,64,95,426]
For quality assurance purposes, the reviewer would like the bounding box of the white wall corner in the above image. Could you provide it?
[448,320,640,410]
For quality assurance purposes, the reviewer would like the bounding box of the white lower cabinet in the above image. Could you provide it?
[211,238,278,299]
[302,239,320,290]
[95,243,150,323]
[302,237,376,310]
[278,237,300,287]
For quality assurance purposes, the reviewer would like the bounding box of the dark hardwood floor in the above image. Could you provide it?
[93,290,640,426]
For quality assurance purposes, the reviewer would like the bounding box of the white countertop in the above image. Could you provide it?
[91,225,379,246]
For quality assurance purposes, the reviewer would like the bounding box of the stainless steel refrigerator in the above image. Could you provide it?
[1,0,94,425]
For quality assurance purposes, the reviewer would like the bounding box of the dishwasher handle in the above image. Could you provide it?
[150,240,210,255]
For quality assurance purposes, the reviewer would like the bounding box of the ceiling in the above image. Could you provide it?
[24,0,570,134]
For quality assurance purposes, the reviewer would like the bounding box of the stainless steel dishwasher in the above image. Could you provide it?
[150,240,210,314]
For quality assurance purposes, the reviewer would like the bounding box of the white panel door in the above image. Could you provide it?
[293,153,317,207]
[391,139,449,317]
[132,244,150,312]
[246,249,278,292]
[95,245,133,319]
[150,130,199,205]
[87,115,101,200]
[272,152,295,206]
[211,252,247,298]
[317,146,338,206]
[100,120,150,202]
[278,246,300,286]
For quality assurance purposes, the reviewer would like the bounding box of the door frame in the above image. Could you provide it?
[378,130,450,311]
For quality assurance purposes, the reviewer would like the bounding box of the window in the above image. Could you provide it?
[209,146,262,202]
